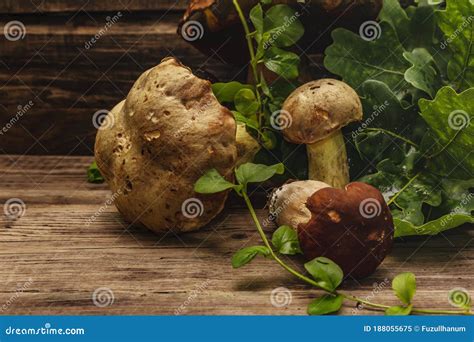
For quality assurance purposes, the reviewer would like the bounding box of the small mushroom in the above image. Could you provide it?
[270,180,394,278]
[281,79,363,188]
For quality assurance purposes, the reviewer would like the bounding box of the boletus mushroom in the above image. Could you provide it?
[281,79,363,188]
[270,180,394,278]
[94,57,237,234]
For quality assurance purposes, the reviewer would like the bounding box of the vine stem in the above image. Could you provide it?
[232,0,264,127]
[364,128,419,148]
[387,172,421,206]
[242,190,471,315]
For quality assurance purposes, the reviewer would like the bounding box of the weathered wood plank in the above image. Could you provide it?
[0,12,246,155]
[0,155,472,315]
[0,1,188,14]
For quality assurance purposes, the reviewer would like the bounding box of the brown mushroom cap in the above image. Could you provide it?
[95,57,237,234]
[298,182,394,278]
[282,79,363,144]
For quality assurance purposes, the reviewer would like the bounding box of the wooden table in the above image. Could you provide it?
[0,155,472,315]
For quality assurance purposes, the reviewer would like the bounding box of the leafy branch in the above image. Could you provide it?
[213,0,304,150]
[195,163,472,315]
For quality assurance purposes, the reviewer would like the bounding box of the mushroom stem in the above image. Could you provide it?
[306,130,349,188]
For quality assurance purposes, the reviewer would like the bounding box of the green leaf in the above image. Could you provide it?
[419,87,474,179]
[194,169,236,194]
[385,305,413,316]
[234,88,259,116]
[212,82,253,104]
[263,5,304,48]
[392,273,416,305]
[264,47,300,79]
[235,162,284,186]
[250,4,264,36]
[379,0,437,51]
[87,161,104,183]
[232,111,259,131]
[232,246,270,268]
[271,225,302,255]
[437,0,474,91]
[304,257,343,292]
[393,173,443,226]
[395,213,474,237]
[361,162,474,237]
[403,48,442,98]
[394,177,474,237]
[307,295,343,315]
[324,23,410,97]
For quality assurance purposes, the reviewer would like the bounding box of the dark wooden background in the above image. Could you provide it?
[0,0,253,155]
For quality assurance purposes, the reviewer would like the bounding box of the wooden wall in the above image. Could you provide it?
[1,0,404,155]
[0,1,249,155]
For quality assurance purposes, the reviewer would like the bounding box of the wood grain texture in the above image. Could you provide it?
[0,9,324,155]
[0,10,249,155]
[0,0,188,14]
[0,155,472,315]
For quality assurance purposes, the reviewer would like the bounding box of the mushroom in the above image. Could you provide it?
[281,79,363,188]
[270,180,394,278]
[235,123,260,166]
[94,57,237,234]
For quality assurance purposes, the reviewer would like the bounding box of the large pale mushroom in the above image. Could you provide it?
[94,57,237,234]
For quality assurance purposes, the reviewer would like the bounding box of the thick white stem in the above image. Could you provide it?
[306,130,349,189]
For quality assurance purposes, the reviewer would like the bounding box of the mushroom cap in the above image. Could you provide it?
[94,57,237,234]
[269,180,330,229]
[282,79,363,144]
[298,182,394,278]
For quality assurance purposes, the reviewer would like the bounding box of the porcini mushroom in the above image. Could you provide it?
[270,180,394,278]
[281,79,363,188]
[94,57,237,234]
